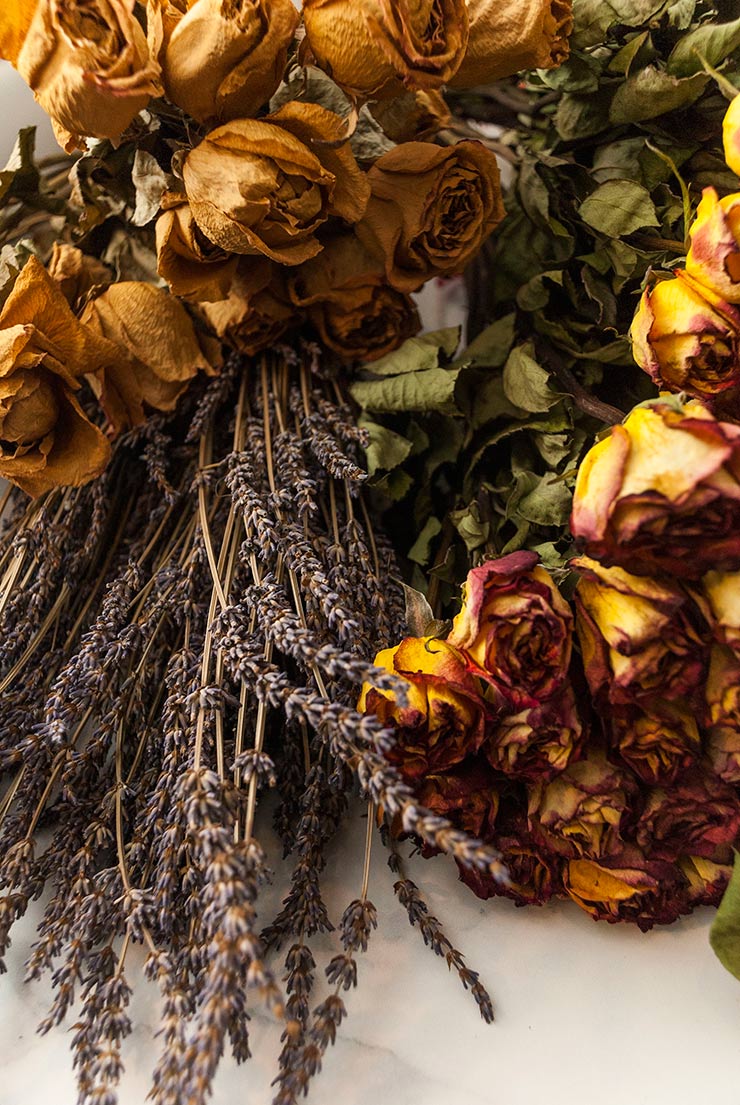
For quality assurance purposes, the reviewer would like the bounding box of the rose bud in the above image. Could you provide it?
[570,398,740,579]
[607,699,700,786]
[698,568,740,655]
[450,0,572,88]
[528,748,633,860]
[705,644,740,783]
[357,635,487,780]
[161,0,298,124]
[182,103,370,266]
[368,90,450,144]
[446,551,573,710]
[355,140,504,293]
[46,243,112,311]
[302,0,469,99]
[724,93,740,178]
[564,848,688,930]
[288,234,420,363]
[635,767,740,861]
[686,188,740,304]
[12,0,161,153]
[155,199,239,304]
[80,282,216,431]
[678,853,733,908]
[630,272,740,398]
[485,683,584,782]
[0,256,114,496]
[199,260,294,357]
[415,758,500,847]
[573,556,705,706]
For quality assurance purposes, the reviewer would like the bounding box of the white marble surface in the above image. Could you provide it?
[2,59,740,1105]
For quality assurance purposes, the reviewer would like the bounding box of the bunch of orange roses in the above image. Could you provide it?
[0,0,574,500]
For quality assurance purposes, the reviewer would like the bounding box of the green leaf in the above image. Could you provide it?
[710,851,740,981]
[579,179,659,237]
[667,15,740,77]
[0,127,40,206]
[517,474,573,527]
[609,66,708,124]
[503,345,559,413]
[408,517,442,565]
[450,503,489,553]
[349,366,460,413]
[607,31,651,75]
[360,327,460,377]
[359,418,413,476]
[554,90,612,140]
[460,313,516,368]
[571,0,668,48]
[538,52,601,93]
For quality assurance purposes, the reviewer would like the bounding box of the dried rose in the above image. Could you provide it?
[161,0,298,124]
[355,140,504,293]
[635,768,740,862]
[630,272,740,398]
[573,556,705,706]
[0,256,113,496]
[460,829,561,906]
[447,551,573,710]
[357,636,487,780]
[570,399,740,579]
[528,749,632,860]
[485,684,583,782]
[302,0,469,99]
[46,243,112,311]
[13,0,161,153]
[724,93,740,178]
[450,0,572,88]
[80,282,216,430]
[199,260,294,357]
[288,234,420,363]
[564,849,688,930]
[415,758,499,845]
[155,199,238,304]
[0,0,38,64]
[182,103,369,266]
[698,568,740,655]
[705,644,740,783]
[686,188,740,304]
[679,853,733,908]
[607,699,700,786]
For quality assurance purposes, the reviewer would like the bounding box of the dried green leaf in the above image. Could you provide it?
[450,502,489,553]
[503,346,559,413]
[402,583,436,635]
[359,418,413,476]
[609,65,708,124]
[579,179,659,237]
[460,313,516,368]
[349,366,460,413]
[667,15,740,77]
[408,517,442,565]
[517,473,573,527]
[0,127,40,206]
[361,327,460,377]
[554,90,612,140]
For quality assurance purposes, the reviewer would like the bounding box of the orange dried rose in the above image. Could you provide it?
[46,243,112,310]
[199,260,294,357]
[161,0,299,124]
[450,0,572,88]
[356,140,504,293]
[155,198,239,303]
[0,256,113,497]
[288,235,420,363]
[10,0,161,153]
[302,0,469,99]
[80,282,216,430]
[368,90,451,143]
[182,103,370,266]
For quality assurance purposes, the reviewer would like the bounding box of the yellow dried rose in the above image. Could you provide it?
[80,282,216,430]
[182,103,370,266]
[630,272,740,398]
[355,139,504,293]
[11,0,161,153]
[0,0,38,64]
[199,260,294,357]
[288,234,420,362]
[0,256,113,497]
[162,0,299,125]
[302,0,469,98]
[450,0,572,88]
[368,90,450,143]
[723,93,740,178]
[46,243,112,310]
[686,188,740,304]
[155,198,239,303]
